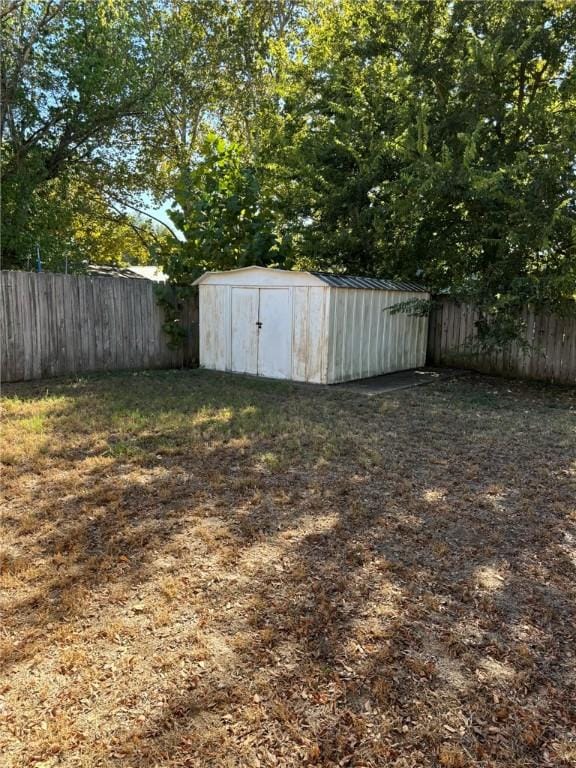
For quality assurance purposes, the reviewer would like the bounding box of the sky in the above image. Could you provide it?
[139,195,186,241]
[141,194,175,230]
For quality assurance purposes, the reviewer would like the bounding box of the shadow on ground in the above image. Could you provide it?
[1,370,574,767]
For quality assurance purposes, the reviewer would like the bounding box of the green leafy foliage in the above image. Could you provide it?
[0,0,203,268]
[267,0,576,340]
[154,283,196,349]
[1,175,157,272]
[2,0,574,344]
[161,133,288,285]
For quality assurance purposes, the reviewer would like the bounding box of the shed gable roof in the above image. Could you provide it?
[193,266,321,287]
[193,266,427,292]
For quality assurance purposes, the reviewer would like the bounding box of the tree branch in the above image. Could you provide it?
[97,200,162,252]
[529,60,549,103]
[0,0,24,22]
[95,187,180,240]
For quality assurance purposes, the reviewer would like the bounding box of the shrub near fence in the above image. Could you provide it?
[0,271,198,383]
[427,298,576,384]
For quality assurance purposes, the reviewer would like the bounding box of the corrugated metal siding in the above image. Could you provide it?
[326,289,429,383]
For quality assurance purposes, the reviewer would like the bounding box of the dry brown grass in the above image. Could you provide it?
[1,369,575,768]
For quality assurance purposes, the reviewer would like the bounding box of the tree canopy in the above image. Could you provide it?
[1,0,575,335]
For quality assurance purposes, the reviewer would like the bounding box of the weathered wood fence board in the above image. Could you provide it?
[428,298,576,384]
[0,271,198,383]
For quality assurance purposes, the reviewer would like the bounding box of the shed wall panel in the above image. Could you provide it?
[290,287,328,383]
[199,283,329,382]
[291,288,309,382]
[327,289,345,383]
[326,289,429,383]
[199,285,229,371]
[304,287,328,383]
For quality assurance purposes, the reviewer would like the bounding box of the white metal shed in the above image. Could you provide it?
[193,266,429,384]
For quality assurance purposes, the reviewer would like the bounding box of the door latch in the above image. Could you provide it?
[256,321,262,329]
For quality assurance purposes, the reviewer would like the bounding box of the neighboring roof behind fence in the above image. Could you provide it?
[126,265,167,282]
[87,264,167,282]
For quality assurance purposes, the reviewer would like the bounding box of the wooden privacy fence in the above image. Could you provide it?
[2,272,574,385]
[427,298,576,384]
[0,271,198,383]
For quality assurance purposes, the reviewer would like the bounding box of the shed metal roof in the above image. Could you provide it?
[310,272,427,292]
[193,266,427,292]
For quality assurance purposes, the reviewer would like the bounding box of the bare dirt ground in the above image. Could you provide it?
[1,369,574,768]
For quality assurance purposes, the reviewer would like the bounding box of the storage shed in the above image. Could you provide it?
[194,266,429,384]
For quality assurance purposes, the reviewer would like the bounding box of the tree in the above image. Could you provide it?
[0,0,204,268]
[269,0,576,338]
[3,0,574,342]
[162,133,287,285]
[4,175,156,272]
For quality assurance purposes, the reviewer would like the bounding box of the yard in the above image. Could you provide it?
[1,370,574,768]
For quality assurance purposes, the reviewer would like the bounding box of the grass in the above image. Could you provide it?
[0,368,575,768]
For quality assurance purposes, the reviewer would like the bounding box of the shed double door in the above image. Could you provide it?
[231,287,291,379]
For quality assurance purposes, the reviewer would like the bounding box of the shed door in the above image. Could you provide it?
[231,288,259,374]
[257,288,291,379]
